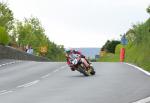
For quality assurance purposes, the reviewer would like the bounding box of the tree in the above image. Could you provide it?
[101,40,110,51]
[13,17,48,53]
[13,17,66,61]
[0,2,14,31]
[106,40,121,53]
[0,26,9,45]
[0,2,65,61]
[101,40,120,53]
[146,5,150,15]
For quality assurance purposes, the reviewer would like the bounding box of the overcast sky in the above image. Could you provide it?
[2,0,150,48]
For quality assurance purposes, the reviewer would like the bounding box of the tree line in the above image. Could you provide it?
[0,2,65,61]
[101,40,121,54]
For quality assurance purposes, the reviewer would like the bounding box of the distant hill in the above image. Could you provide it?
[74,48,100,59]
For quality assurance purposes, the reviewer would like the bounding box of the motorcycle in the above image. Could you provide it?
[69,54,96,76]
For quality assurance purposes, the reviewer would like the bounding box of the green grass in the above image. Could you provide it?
[99,43,150,72]
[125,43,150,72]
[99,18,150,72]
[99,52,120,62]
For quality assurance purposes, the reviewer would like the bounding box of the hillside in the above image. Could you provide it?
[99,18,150,72]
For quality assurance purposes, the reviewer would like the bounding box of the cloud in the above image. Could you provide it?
[4,0,150,47]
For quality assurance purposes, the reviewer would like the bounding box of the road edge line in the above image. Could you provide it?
[0,61,22,67]
[125,63,150,103]
[132,96,150,103]
[17,80,40,88]
[125,63,150,76]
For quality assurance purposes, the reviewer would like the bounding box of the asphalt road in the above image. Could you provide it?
[0,60,150,103]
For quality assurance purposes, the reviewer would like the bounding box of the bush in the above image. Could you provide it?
[101,40,120,53]
[0,26,9,45]
[125,18,150,71]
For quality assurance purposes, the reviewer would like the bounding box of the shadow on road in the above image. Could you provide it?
[68,74,97,78]
[69,75,87,78]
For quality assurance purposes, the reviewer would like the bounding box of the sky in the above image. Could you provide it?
[2,0,150,48]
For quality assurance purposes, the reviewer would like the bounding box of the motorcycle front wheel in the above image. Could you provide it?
[89,66,96,75]
[77,65,90,76]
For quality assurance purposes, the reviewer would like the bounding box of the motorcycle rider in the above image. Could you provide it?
[65,49,90,71]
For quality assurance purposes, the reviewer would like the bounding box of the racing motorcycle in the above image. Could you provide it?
[69,53,96,76]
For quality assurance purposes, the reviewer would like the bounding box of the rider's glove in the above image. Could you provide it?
[80,55,85,58]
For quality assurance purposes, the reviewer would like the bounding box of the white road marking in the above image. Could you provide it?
[17,80,40,88]
[0,90,7,93]
[17,65,66,88]
[41,65,67,79]
[125,63,150,76]
[133,96,150,103]
[0,90,13,95]
[0,63,66,96]
[41,74,50,79]
[1,64,6,66]
[0,61,22,68]
[125,63,150,103]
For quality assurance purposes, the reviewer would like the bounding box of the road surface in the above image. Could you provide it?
[0,60,150,103]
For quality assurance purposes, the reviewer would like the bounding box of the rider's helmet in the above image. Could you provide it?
[65,48,71,54]
[65,48,72,57]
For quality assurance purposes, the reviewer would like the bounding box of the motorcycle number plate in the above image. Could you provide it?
[72,59,78,65]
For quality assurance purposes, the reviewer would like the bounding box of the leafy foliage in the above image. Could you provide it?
[100,18,150,71]
[11,17,65,61]
[101,40,120,53]
[146,5,150,14]
[15,17,48,50]
[0,26,9,45]
[0,2,14,31]
[100,5,150,71]
[0,2,65,61]
[125,18,150,71]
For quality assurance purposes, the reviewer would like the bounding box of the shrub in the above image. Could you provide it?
[0,26,9,45]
